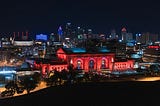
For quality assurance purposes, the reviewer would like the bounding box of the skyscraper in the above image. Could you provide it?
[121,27,127,41]
[110,29,118,39]
[77,27,84,39]
[87,29,92,39]
[121,27,133,42]
[136,32,159,45]
[58,26,63,41]
[49,33,55,41]
[65,22,72,38]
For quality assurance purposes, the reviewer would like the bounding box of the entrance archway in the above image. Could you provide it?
[77,60,82,69]
[89,60,95,70]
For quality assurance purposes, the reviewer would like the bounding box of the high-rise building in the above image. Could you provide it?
[87,29,92,39]
[13,31,30,41]
[77,27,84,40]
[65,22,72,38]
[121,27,127,41]
[136,33,141,43]
[126,33,133,42]
[49,33,56,41]
[120,28,127,41]
[109,29,118,39]
[121,27,133,42]
[106,39,127,60]
[136,32,159,45]
[57,26,63,41]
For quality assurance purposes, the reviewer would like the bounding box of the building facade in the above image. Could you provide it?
[33,47,134,77]
[56,48,134,73]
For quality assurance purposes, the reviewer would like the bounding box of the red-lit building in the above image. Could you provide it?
[33,58,68,76]
[34,47,134,76]
[57,48,134,72]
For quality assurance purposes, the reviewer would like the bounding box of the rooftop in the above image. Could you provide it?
[62,47,111,54]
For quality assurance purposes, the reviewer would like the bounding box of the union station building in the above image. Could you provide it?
[34,47,134,76]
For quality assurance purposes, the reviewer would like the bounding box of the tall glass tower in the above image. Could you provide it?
[58,26,63,41]
[65,22,72,38]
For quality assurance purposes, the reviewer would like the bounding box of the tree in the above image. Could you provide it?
[1,81,18,97]
[19,76,39,94]
[46,69,65,86]
[67,64,79,84]
[5,81,18,92]
[60,69,69,82]
[32,72,41,84]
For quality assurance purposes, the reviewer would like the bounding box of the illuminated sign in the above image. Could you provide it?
[36,34,48,41]
[131,54,142,58]
[148,45,160,49]
[13,41,33,46]
[0,71,16,74]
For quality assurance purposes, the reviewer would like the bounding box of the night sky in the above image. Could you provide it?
[0,0,160,35]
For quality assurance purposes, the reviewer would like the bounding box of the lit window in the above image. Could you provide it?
[77,60,82,69]
[89,60,94,69]
[101,59,106,69]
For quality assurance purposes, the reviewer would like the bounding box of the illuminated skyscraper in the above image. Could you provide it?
[136,32,159,45]
[65,22,72,38]
[77,27,84,39]
[121,27,127,41]
[13,31,29,41]
[58,26,63,41]
[121,27,133,42]
[110,29,118,39]
[50,33,55,41]
[87,29,92,39]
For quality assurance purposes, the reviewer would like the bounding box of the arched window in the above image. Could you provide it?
[58,67,60,71]
[89,60,94,69]
[101,59,106,69]
[77,60,82,69]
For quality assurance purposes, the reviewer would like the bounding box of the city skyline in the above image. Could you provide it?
[0,0,160,34]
